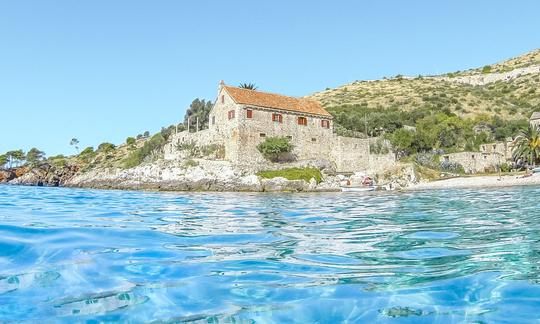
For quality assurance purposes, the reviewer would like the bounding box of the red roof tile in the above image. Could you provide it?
[223,85,332,118]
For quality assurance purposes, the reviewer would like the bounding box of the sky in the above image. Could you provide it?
[1,0,539,156]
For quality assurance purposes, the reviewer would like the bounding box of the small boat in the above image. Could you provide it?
[340,186,375,192]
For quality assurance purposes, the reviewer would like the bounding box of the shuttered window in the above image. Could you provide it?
[321,120,330,128]
[228,110,235,120]
[246,109,253,119]
[298,117,307,126]
[272,113,283,123]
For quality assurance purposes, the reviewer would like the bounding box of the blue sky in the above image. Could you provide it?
[1,1,539,156]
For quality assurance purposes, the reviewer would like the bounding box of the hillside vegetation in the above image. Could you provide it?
[310,50,540,119]
[308,49,540,154]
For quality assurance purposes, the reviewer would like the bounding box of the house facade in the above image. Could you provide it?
[165,81,395,173]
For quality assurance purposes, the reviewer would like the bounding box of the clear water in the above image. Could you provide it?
[1,185,540,323]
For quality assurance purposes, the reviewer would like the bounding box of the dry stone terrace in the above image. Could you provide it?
[165,81,395,174]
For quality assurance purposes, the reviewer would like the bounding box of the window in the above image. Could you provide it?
[228,110,235,120]
[246,109,253,119]
[298,116,307,126]
[259,133,266,137]
[221,95,225,104]
[321,120,330,128]
[211,116,215,125]
[311,138,317,142]
[272,113,283,123]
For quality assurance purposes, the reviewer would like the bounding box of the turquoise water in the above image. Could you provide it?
[1,185,540,323]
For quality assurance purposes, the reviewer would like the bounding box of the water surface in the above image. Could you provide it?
[1,185,540,323]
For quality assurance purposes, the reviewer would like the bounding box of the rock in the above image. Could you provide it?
[377,163,418,191]
[9,164,79,187]
[315,176,341,191]
[0,170,16,182]
[308,177,318,191]
[261,177,307,192]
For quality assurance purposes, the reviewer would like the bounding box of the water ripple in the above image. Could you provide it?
[1,185,540,322]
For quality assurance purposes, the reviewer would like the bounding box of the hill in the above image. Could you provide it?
[309,49,540,120]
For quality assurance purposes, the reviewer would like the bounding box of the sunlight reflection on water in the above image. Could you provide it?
[1,185,540,322]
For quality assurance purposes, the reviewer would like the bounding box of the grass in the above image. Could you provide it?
[257,167,322,183]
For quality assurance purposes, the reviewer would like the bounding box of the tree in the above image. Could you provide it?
[143,131,150,138]
[0,154,7,169]
[70,138,80,153]
[386,129,415,157]
[257,137,294,162]
[26,148,45,167]
[239,83,258,90]
[184,98,213,132]
[512,125,540,169]
[6,150,25,168]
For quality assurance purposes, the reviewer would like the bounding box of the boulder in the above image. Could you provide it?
[0,170,16,182]
[261,177,307,192]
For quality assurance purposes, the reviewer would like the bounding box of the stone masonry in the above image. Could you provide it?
[165,82,395,173]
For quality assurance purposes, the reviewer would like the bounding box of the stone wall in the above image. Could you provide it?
[443,152,504,174]
[164,129,224,160]
[479,141,513,161]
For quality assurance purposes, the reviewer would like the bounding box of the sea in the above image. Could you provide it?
[1,184,540,323]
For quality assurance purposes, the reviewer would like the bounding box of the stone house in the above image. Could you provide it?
[165,81,395,173]
[531,112,540,128]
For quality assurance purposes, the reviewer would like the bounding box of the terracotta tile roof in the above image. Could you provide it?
[223,85,332,118]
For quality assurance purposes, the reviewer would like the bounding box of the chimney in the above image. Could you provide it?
[218,80,225,97]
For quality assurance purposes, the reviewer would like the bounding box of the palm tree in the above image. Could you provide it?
[512,125,540,171]
[239,83,258,90]
[70,138,80,153]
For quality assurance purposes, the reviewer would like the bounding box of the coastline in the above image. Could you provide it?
[407,173,540,190]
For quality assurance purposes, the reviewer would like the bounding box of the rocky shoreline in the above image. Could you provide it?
[2,160,346,192]
[4,160,540,193]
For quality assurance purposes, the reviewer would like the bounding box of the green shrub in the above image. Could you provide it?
[257,167,322,183]
[183,159,199,168]
[98,142,116,152]
[123,133,166,168]
[257,137,293,162]
[500,163,512,173]
[48,155,67,168]
[126,137,136,145]
[482,65,492,74]
[440,160,465,174]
